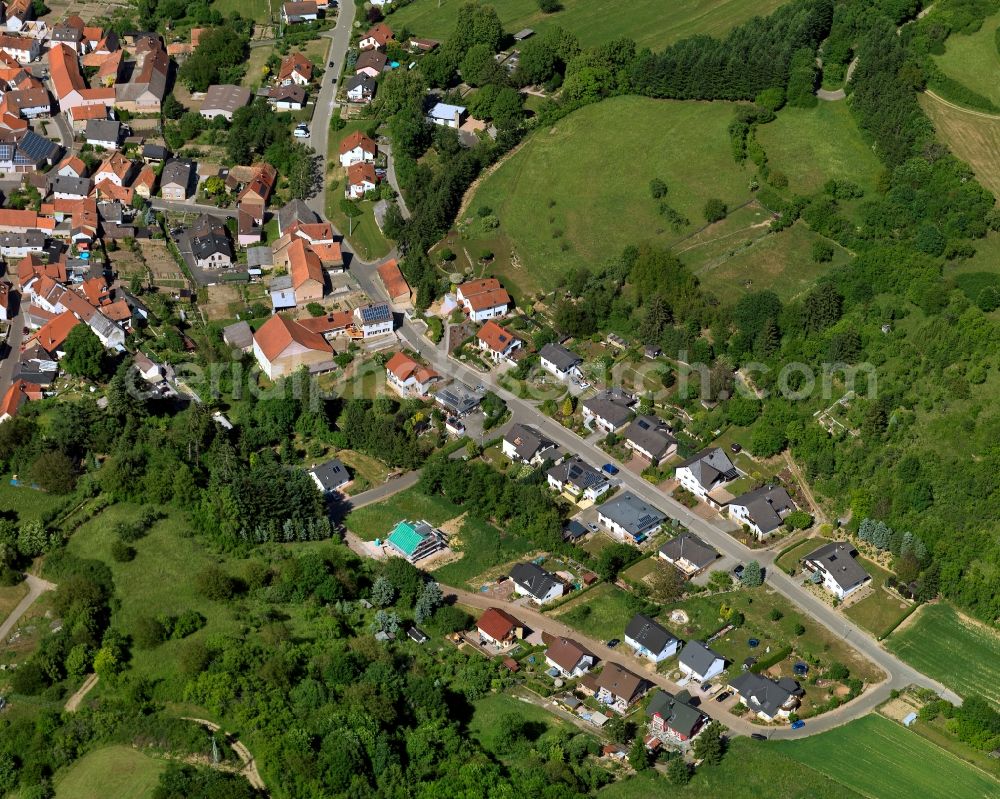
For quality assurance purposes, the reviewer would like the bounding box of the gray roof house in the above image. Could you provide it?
[624,415,677,464]
[200,84,252,121]
[539,342,583,379]
[582,390,635,433]
[597,491,665,544]
[802,541,871,600]
[85,119,122,149]
[189,214,233,267]
[509,562,563,604]
[345,74,376,102]
[729,672,802,721]
[674,447,740,505]
[546,456,610,500]
[678,640,726,682]
[48,173,92,199]
[502,423,555,464]
[309,458,351,493]
[728,484,796,539]
[646,689,709,742]
[624,613,679,662]
[277,198,320,234]
[222,320,254,351]
[160,158,194,200]
[658,532,717,577]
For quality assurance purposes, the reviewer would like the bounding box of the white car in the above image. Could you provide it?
[293,125,310,139]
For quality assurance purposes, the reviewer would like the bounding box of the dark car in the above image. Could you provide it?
[730,443,742,454]
[606,638,620,648]
[750,733,767,741]
[329,61,336,68]
[602,463,620,476]
[791,720,805,730]
[733,564,745,577]
[715,691,732,703]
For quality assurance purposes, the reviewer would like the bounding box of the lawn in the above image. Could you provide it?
[344,486,460,540]
[843,559,912,638]
[212,0,273,22]
[774,537,821,573]
[755,102,883,195]
[601,737,861,799]
[469,692,575,754]
[0,478,70,524]
[0,581,28,622]
[387,0,790,51]
[65,505,247,695]
[432,515,535,589]
[52,745,167,799]
[326,123,391,261]
[463,96,753,288]
[886,602,1000,707]
[777,714,1000,799]
[920,92,1000,198]
[555,583,637,642]
[934,12,1000,108]
[335,448,391,494]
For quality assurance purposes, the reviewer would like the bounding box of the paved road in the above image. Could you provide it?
[816,57,858,102]
[340,470,422,513]
[0,296,25,407]
[150,198,239,218]
[381,142,411,219]
[0,573,56,643]
[307,0,358,219]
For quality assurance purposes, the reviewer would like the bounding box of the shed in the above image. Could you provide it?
[902,712,917,727]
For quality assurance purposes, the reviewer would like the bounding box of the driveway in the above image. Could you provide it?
[0,574,56,643]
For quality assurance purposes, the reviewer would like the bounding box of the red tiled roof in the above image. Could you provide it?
[34,310,80,351]
[477,607,522,641]
[0,378,41,419]
[47,43,85,100]
[385,351,439,386]
[287,238,324,291]
[477,320,518,353]
[278,51,312,81]
[363,23,393,47]
[465,287,510,312]
[253,314,331,361]
[346,161,376,187]
[339,129,377,156]
[377,258,409,302]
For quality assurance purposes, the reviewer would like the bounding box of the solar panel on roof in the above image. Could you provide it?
[360,303,391,322]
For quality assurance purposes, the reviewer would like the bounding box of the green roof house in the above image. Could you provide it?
[386,520,444,563]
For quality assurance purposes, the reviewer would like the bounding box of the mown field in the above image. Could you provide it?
[52,745,166,799]
[934,12,1000,108]
[469,692,581,754]
[464,97,752,289]
[920,92,1000,198]
[886,602,1000,707]
[554,583,637,641]
[344,486,460,540]
[601,737,861,799]
[755,102,883,195]
[777,714,1000,799]
[387,0,789,50]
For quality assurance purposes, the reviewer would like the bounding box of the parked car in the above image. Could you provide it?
[293,125,310,139]
[750,733,767,741]
[700,682,713,693]
[730,443,742,453]
[602,463,619,476]
[733,564,745,578]
[791,720,805,730]
[328,61,336,67]
[606,638,620,648]
[715,691,732,703]
[587,522,598,532]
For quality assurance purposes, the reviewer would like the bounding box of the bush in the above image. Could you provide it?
[755,87,786,111]
[649,178,668,199]
[195,565,236,601]
[811,240,835,263]
[110,539,137,563]
[133,616,167,649]
[537,0,561,11]
[703,198,728,223]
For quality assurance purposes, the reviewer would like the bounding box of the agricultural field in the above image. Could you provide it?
[463,97,753,289]
[387,0,789,51]
[52,745,166,799]
[933,12,1000,108]
[777,714,1000,799]
[555,583,638,641]
[886,602,1000,707]
[755,102,883,195]
[601,737,861,799]
[919,92,1000,198]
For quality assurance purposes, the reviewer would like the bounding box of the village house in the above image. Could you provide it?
[94,151,135,187]
[4,87,51,120]
[0,33,39,63]
[377,258,411,305]
[239,163,278,222]
[385,519,445,563]
[728,672,802,722]
[645,689,709,744]
[287,238,325,303]
[5,0,34,32]
[338,130,378,167]
[385,351,441,397]
[277,198,319,234]
[160,159,194,200]
[546,456,610,501]
[65,103,107,132]
[624,415,677,464]
[509,561,564,605]
[456,278,511,322]
[308,457,351,494]
[544,634,595,678]
[624,613,680,662]
[359,23,393,51]
[0,378,42,423]
[345,74,376,103]
[428,101,466,128]
[85,118,121,150]
[502,423,556,465]
[269,84,306,111]
[658,532,718,578]
[597,491,666,545]
[278,52,313,86]
[113,36,169,113]
[190,214,234,268]
[345,161,378,199]
[200,84,252,121]
[282,1,319,24]
[677,640,726,683]
[595,663,647,714]
[801,541,871,600]
[727,484,797,540]
[252,313,333,380]
[354,49,387,79]
[0,281,11,321]
[0,130,60,173]
[674,447,741,507]
[582,390,636,434]
[539,342,583,381]
[353,301,394,338]
[476,607,524,648]
[476,319,521,363]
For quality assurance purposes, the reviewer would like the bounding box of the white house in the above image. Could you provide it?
[597,491,666,545]
[544,635,595,678]
[727,484,796,539]
[353,302,394,338]
[677,641,725,683]
[624,614,679,663]
[345,74,376,103]
[729,673,801,722]
[345,161,377,199]
[624,415,677,464]
[385,350,440,397]
[801,541,871,600]
[456,278,511,322]
[674,447,740,506]
[502,423,555,465]
[476,320,521,363]
[539,342,583,381]
[509,562,563,605]
[546,456,610,501]
[338,130,378,168]
[582,390,635,433]
[428,102,466,128]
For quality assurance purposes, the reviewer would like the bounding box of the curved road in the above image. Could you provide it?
[0,573,56,642]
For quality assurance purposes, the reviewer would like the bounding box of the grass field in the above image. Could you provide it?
[52,745,166,799]
[755,102,883,195]
[778,714,1000,799]
[934,12,1000,108]
[469,692,576,754]
[0,479,69,523]
[843,559,912,638]
[774,537,821,573]
[555,583,637,641]
[464,97,752,288]
[344,486,460,540]
[920,92,1000,198]
[886,602,1000,707]
[0,581,28,622]
[387,0,789,51]
[601,737,860,799]
[212,0,272,22]
[432,515,534,589]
